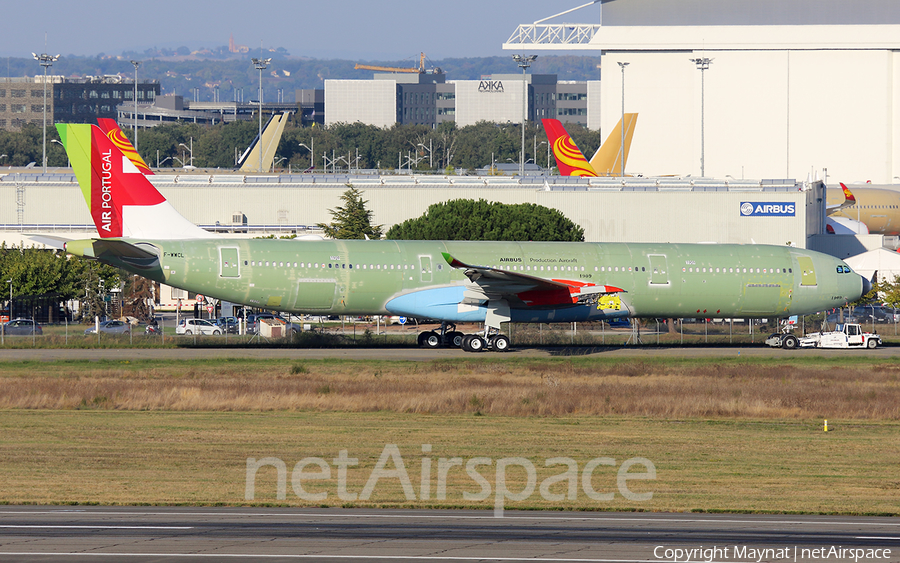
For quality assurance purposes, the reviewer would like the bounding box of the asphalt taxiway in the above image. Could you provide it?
[1,506,898,562]
[0,344,898,362]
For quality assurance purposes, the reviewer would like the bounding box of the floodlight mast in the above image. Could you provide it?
[33,52,59,173]
[690,57,713,177]
[130,60,141,151]
[512,54,537,177]
[251,56,272,173]
[617,61,629,178]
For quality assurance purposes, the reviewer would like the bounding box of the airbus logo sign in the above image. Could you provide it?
[740,202,795,217]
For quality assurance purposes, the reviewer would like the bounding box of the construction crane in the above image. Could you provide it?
[355,52,438,74]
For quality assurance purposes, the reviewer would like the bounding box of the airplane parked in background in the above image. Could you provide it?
[237,112,291,173]
[826,183,900,235]
[97,112,291,174]
[56,123,868,352]
[543,114,637,177]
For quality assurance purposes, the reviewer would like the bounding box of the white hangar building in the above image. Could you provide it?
[0,171,827,250]
[503,0,900,185]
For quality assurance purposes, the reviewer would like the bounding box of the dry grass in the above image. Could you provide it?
[0,410,898,514]
[0,358,899,419]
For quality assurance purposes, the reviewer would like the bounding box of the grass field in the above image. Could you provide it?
[0,356,899,514]
[0,410,897,514]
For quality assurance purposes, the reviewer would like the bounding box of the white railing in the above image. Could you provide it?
[505,24,601,46]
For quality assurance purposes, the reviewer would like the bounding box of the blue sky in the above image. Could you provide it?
[4,0,603,60]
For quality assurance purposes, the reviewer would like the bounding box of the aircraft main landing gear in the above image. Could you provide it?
[416,323,511,352]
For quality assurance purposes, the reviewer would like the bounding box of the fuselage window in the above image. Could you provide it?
[266,261,270,267]
[328,264,332,268]
[244,261,248,266]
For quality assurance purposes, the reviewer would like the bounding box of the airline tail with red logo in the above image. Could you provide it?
[56,123,212,240]
[95,118,154,175]
[541,119,598,177]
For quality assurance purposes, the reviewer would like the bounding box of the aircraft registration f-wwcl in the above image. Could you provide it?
[56,123,869,352]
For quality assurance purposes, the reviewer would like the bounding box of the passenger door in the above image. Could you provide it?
[648,254,669,286]
[219,247,240,278]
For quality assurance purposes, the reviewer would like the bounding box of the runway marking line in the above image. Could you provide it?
[0,525,192,529]
[0,554,733,562]
[1,510,899,528]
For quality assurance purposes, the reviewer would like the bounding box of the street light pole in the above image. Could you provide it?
[32,52,59,173]
[617,61,629,178]
[298,140,314,171]
[690,57,713,177]
[251,56,272,173]
[512,54,537,177]
[130,60,141,151]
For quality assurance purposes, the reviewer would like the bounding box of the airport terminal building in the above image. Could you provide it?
[320,72,597,129]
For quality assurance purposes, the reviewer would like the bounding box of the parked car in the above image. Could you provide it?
[84,319,131,335]
[2,318,42,335]
[214,316,239,334]
[176,318,222,336]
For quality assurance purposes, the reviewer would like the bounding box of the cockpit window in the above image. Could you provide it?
[836,265,852,274]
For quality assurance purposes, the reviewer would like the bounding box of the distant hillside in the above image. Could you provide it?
[2,55,602,102]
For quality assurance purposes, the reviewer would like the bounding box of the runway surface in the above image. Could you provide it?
[0,344,899,362]
[0,506,898,562]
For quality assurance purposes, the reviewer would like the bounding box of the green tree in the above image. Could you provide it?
[386,199,585,241]
[316,186,383,239]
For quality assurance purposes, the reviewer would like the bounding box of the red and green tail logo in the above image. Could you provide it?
[57,123,164,238]
[96,118,154,175]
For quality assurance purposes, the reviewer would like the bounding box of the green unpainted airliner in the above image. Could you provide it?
[56,123,868,352]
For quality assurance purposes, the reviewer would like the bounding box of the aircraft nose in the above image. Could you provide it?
[861,275,872,297]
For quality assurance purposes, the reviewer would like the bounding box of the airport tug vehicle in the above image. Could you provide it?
[766,323,881,350]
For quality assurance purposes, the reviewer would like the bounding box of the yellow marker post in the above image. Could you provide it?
[824,419,828,432]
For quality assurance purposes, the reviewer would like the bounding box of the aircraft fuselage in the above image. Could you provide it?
[72,238,865,322]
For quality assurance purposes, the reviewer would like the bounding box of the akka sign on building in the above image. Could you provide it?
[478,80,504,93]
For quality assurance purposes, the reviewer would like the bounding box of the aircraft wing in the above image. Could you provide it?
[442,252,624,308]
[826,183,856,214]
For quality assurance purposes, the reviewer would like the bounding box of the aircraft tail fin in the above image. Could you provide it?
[826,183,857,215]
[590,113,638,176]
[541,118,597,177]
[238,111,290,172]
[56,123,213,240]
[95,118,154,175]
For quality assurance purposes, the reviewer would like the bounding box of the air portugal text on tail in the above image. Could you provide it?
[56,124,870,353]
[56,123,209,240]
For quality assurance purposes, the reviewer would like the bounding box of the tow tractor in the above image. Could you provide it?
[766,322,881,349]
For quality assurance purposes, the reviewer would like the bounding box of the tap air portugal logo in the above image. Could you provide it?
[96,118,153,175]
[86,127,164,237]
[740,202,796,217]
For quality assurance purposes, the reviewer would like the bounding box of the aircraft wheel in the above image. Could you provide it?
[491,334,511,352]
[782,334,798,350]
[417,332,429,347]
[422,331,442,349]
[447,331,464,348]
[867,338,878,349]
[467,336,485,352]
